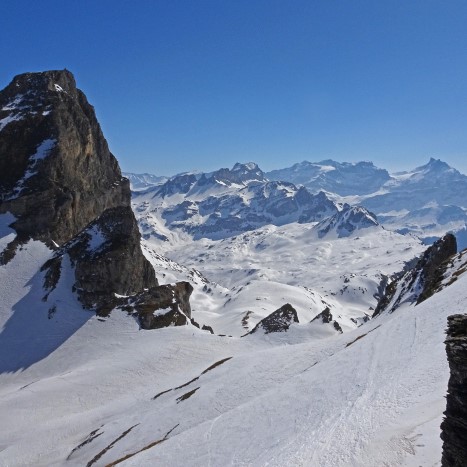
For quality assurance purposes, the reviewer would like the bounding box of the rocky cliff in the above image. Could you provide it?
[441,313,467,467]
[0,70,128,245]
[373,234,457,316]
[0,70,191,324]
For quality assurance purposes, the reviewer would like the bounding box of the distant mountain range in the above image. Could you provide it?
[130,162,381,242]
[125,157,467,250]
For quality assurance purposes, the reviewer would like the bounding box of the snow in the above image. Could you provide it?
[0,212,17,252]
[4,139,57,200]
[1,94,25,111]
[1,158,465,465]
[1,236,463,465]
[31,138,56,161]
[87,224,106,251]
[0,112,24,131]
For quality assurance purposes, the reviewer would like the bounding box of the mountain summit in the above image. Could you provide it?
[0,70,192,322]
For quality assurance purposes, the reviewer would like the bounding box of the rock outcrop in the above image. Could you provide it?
[373,234,457,316]
[0,70,128,245]
[441,314,467,467]
[311,307,343,333]
[0,70,192,324]
[248,303,299,335]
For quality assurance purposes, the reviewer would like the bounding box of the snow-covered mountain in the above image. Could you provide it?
[265,157,467,250]
[266,160,391,196]
[123,172,168,191]
[133,162,344,241]
[360,159,467,249]
[127,157,467,249]
[129,162,406,335]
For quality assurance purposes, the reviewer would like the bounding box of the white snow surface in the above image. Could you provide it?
[0,162,463,466]
[1,237,464,466]
[0,112,24,131]
[140,219,424,336]
[5,138,56,199]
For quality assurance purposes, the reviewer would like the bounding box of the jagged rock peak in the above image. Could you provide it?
[1,69,192,323]
[5,69,78,96]
[420,157,452,171]
[213,162,267,185]
[0,69,126,245]
[415,233,457,303]
[248,303,299,335]
[441,313,467,467]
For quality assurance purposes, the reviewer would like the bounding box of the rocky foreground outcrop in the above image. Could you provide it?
[373,234,457,316]
[0,70,191,326]
[441,314,467,467]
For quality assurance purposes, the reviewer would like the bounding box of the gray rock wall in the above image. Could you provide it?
[1,70,192,322]
[441,314,467,467]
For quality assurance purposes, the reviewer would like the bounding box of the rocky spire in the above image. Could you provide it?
[0,70,192,323]
[0,70,128,245]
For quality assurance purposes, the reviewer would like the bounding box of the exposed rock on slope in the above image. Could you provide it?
[248,303,299,334]
[311,307,343,333]
[373,234,457,316]
[0,70,192,323]
[41,206,158,315]
[441,313,467,467]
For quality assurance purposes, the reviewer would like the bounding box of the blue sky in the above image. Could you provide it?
[1,0,467,175]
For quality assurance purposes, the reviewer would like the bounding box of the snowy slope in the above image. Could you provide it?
[1,233,465,466]
[137,216,424,337]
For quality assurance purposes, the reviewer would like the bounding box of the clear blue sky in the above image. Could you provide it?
[1,0,467,176]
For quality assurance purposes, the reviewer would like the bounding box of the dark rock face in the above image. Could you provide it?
[441,314,467,467]
[249,303,299,334]
[373,234,458,316]
[129,282,193,329]
[311,307,343,333]
[41,206,157,315]
[416,233,458,303]
[0,70,128,245]
[1,70,192,323]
